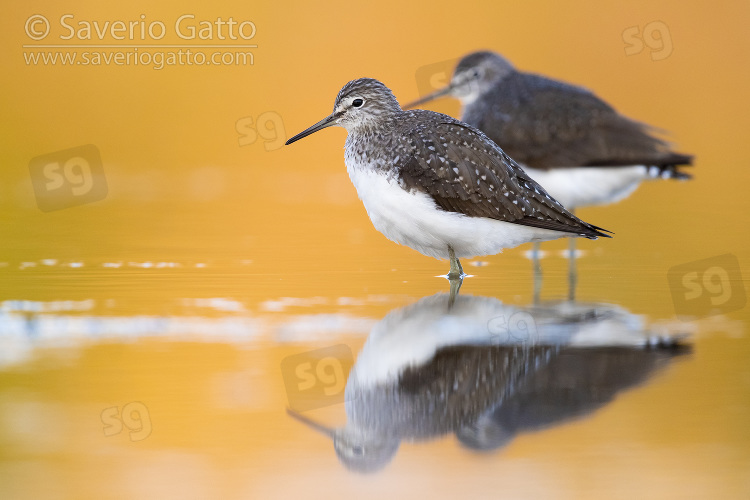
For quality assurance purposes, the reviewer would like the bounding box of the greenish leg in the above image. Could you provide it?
[568,236,577,302]
[567,208,577,302]
[446,246,465,309]
[532,241,542,305]
[447,274,463,309]
[447,246,465,280]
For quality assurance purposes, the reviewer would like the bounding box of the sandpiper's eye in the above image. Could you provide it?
[352,445,364,455]
[352,98,364,108]
[472,69,481,78]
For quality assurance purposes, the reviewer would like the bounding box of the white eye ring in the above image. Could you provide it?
[352,98,364,108]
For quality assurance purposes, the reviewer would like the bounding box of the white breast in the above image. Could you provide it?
[524,165,650,210]
[349,294,528,388]
[344,160,567,260]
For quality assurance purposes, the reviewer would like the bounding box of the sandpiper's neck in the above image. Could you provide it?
[344,115,404,175]
[457,70,514,109]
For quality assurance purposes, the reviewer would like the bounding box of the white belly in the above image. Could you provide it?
[524,165,649,210]
[345,165,568,260]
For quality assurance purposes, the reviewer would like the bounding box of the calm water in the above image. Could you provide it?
[3,1,750,498]
[1,195,748,499]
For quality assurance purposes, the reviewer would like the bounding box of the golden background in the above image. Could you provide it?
[1,0,749,498]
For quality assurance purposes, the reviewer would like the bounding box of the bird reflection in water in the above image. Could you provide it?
[288,278,689,473]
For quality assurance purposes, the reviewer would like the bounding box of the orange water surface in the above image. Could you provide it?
[1,1,749,499]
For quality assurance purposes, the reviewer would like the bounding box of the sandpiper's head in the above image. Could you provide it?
[405,50,515,109]
[285,78,401,145]
[333,427,400,474]
[286,409,399,474]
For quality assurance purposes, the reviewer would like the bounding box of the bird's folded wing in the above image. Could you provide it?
[398,121,609,237]
[483,82,690,169]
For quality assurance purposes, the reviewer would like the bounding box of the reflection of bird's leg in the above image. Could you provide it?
[532,242,542,305]
[447,246,465,280]
[568,237,578,301]
[568,210,577,302]
[448,274,464,309]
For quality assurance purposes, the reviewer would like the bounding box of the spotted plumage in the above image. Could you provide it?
[406,51,693,209]
[286,78,611,274]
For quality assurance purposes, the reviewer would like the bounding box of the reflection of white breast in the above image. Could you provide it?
[348,295,660,391]
[349,294,526,389]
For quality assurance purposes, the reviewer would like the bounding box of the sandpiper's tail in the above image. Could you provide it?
[642,333,692,350]
[518,215,612,240]
[646,159,693,180]
[581,223,613,240]
[591,152,694,180]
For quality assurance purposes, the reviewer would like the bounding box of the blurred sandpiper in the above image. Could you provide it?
[406,51,693,210]
[285,78,611,278]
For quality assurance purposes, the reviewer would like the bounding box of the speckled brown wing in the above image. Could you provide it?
[397,118,611,238]
[472,76,693,170]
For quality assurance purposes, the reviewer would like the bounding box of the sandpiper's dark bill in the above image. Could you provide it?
[285,114,339,145]
[404,84,455,110]
[285,78,611,277]
[286,409,335,438]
